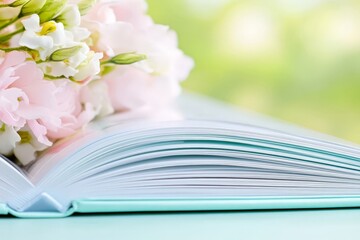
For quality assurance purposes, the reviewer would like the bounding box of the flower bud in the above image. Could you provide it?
[10,0,30,7]
[55,4,80,28]
[108,52,147,65]
[49,45,82,61]
[38,0,67,23]
[0,6,20,20]
[77,0,96,16]
[20,0,46,16]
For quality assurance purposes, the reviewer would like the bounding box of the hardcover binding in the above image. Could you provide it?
[19,193,64,213]
[3,196,360,218]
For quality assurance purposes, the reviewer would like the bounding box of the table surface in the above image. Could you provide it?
[1,208,360,240]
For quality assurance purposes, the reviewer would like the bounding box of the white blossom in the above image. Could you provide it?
[73,51,103,81]
[13,126,48,166]
[0,123,20,156]
[80,80,114,117]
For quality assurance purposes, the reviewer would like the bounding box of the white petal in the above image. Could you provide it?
[21,14,41,32]
[49,22,67,46]
[67,43,89,68]
[13,143,37,166]
[73,52,102,80]
[71,27,91,42]
[20,32,53,49]
[59,4,81,28]
[0,125,20,156]
[19,32,54,60]
[81,80,114,117]
[40,62,78,77]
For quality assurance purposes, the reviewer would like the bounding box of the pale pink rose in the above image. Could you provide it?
[0,51,96,147]
[0,51,63,145]
[11,61,62,144]
[0,51,30,129]
[0,51,98,164]
[80,80,114,117]
[102,66,181,111]
[46,80,97,139]
[85,0,151,32]
[82,0,194,111]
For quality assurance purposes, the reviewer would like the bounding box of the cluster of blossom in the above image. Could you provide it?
[0,0,194,165]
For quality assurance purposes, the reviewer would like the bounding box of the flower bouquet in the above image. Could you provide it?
[2,0,360,218]
[0,0,194,166]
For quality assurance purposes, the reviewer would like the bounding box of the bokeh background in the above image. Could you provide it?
[147,0,360,143]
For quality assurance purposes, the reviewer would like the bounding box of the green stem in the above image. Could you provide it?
[0,46,29,52]
[0,4,9,8]
[0,27,24,42]
[100,60,111,65]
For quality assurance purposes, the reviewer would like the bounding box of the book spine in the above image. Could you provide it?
[72,196,360,213]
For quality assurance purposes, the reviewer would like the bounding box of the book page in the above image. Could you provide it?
[0,155,34,205]
[27,93,360,181]
[177,93,360,148]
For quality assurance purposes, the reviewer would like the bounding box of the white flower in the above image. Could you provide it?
[13,126,48,166]
[40,43,89,77]
[17,13,102,82]
[80,80,114,117]
[40,43,103,81]
[73,51,103,81]
[0,123,20,156]
[40,61,78,78]
[19,14,67,60]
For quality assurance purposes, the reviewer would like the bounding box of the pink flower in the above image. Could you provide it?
[0,51,30,129]
[82,0,194,111]
[46,80,97,139]
[0,51,97,164]
[102,66,182,111]
[9,58,62,146]
[0,51,58,163]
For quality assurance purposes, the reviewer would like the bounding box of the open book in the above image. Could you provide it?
[2,93,360,218]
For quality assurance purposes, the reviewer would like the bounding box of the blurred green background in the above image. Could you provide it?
[147,0,360,143]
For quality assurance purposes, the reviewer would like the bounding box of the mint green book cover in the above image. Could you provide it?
[3,196,360,218]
